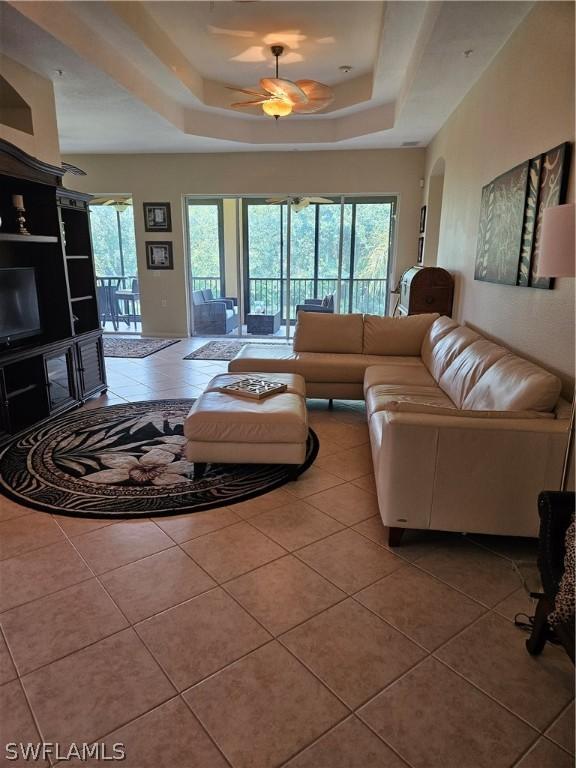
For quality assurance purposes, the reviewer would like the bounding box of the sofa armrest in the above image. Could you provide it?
[369,410,570,537]
[195,301,226,320]
[295,304,333,314]
[205,298,235,310]
[304,299,323,305]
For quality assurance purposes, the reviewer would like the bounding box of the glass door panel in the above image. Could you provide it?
[348,200,394,315]
[90,202,140,334]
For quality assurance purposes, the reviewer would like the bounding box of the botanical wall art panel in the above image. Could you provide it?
[517,156,542,287]
[528,142,571,289]
[474,161,529,285]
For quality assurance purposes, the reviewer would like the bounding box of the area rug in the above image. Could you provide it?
[0,400,318,519]
[103,337,181,358]
[185,340,291,361]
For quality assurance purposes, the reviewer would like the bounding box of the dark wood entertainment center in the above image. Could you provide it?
[0,140,106,445]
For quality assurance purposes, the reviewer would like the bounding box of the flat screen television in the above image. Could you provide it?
[0,267,42,345]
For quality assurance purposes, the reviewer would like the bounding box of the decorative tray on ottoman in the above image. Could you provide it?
[217,377,288,400]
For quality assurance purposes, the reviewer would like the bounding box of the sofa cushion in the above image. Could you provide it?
[425,326,482,383]
[462,353,562,412]
[293,312,364,353]
[438,339,507,407]
[362,313,439,356]
[364,362,436,393]
[366,384,456,417]
[421,316,459,373]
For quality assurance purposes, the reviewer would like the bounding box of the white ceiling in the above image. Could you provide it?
[0,0,533,153]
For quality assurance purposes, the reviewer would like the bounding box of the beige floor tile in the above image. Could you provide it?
[79,697,229,768]
[0,632,16,684]
[152,507,240,543]
[73,520,173,575]
[135,587,270,690]
[297,529,402,594]
[356,565,485,650]
[436,612,575,730]
[0,680,48,767]
[353,520,456,562]
[310,422,369,449]
[227,487,294,520]
[250,499,344,551]
[306,483,379,526]
[1,579,128,675]
[284,716,406,768]
[493,587,538,623]
[315,445,373,481]
[22,629,174,746]
[0,541,92,613]
[351,474,377,495]
[225,555,345,635]
[281,599,425,708]
[0,514,65,561]
[315,438,341,460]
[415,538,521,606]
[185,641,347,768]
[51,514,115,538]
[514,738,574,768]
[182,522,285,582]
[285,466,345,499]
[546,702,575,754]
[100,547,215,623]
[359,658,536,768]
[469,533,539,562]
[0,497,34,524]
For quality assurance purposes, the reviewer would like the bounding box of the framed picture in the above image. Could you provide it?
[143,202,172,232]
[146,241,173,270]
[417,235,425,265]
[419,205,427,234]
[474,160,529,285]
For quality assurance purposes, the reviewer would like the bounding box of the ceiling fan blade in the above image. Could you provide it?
[225,85,268,98]
[265,197,288,204]
[307,197,335,204]
[230,99,269,107]
[260,77,307,104]
[291,80,334,113]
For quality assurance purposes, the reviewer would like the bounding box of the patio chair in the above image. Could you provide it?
[191,289,239,335]
[295,293,335,315]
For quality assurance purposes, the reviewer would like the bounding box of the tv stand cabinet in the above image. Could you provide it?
[0,140,107,447]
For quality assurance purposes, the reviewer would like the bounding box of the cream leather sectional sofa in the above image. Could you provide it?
[229,312,570,543]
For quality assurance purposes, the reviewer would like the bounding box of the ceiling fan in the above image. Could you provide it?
[90,197,133,212]
[266,195,334,212]
[228,45,334,119]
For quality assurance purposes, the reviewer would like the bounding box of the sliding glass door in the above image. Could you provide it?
[185,195,396,339]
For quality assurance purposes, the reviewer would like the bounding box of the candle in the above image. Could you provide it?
[12,194,24,209]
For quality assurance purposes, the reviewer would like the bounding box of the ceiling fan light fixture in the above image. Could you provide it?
[262,98,293,118]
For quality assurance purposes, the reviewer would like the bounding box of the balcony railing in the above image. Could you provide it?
[192,276,388,318]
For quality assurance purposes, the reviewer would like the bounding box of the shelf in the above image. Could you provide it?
[70,295,94,303]
[6,383,39,400]
[0,233,58,243]
[66,254,90,260]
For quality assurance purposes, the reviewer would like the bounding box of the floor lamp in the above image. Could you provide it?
[537,202,575,490]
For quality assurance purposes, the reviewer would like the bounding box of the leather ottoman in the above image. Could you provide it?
[184,373,308,473]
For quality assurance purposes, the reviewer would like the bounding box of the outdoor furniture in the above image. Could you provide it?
[295,293,334,315]
[116,278,140,330]
[246,310,281,335]
[184,372,308,476]
[191,289,239,335]
[526,491,575,663]
[96,277,128,330]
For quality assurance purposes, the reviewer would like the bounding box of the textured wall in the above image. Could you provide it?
[424,1,575,395]
[63,149,425,337]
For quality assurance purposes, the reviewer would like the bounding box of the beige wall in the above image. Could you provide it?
[424,1,575,395]
[0,54,60,166]
[63,149,425,337]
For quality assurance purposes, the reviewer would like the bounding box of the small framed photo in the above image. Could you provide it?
[419,205,427,234]
[417,235,425,265]
[143,202,172,232]
[146,241,173,270]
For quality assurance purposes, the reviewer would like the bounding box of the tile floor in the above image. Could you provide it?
[0,335,573,768]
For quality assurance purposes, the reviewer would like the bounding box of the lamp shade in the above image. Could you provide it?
[536,203,575,277]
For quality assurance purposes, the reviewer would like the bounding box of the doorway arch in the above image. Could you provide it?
[425,157,445,266]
